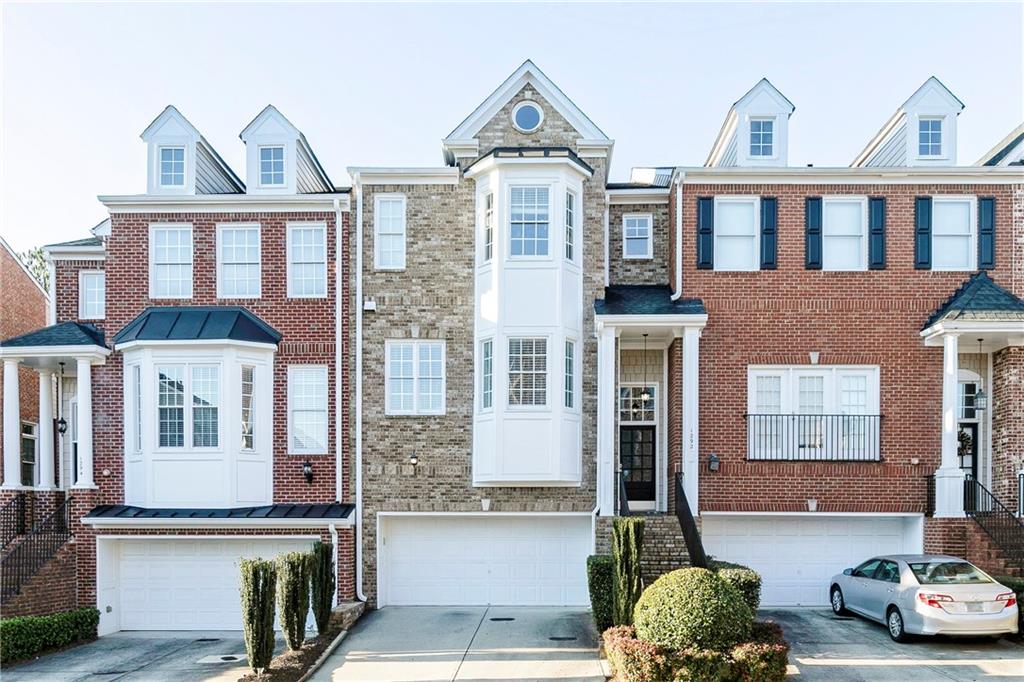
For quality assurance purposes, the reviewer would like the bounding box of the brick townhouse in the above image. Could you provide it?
[1,62,1022,630]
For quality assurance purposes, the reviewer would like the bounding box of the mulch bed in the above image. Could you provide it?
[237,629,341,682]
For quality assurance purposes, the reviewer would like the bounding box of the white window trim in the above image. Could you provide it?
[154,362,223,453]
[506,334,550,411]
[130,364,142,454]
[287,364,329,455]
[713,196,760,272]
[622,213,654,260]
[286,221,328,298]
[748,116,777,160]
[148,223,194,300]
[374,193,407,271]
[480,338,494,413]
[482,192,494,265]
[216,223,262,299]
[511,100,544,133]
[78,270,106,320]
[508,184,553,261]
[821,196,869,272]
[930,195,978,272]
[619,382,659,425]
[384,340,447,416]
[565,338,578,411]
[565,190,577,263]
[20,421,37,487]
[157,145,186,188]
[916,115,946,160]
[258,145,286,188]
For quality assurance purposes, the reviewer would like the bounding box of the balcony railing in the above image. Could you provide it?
[746,414,882,462]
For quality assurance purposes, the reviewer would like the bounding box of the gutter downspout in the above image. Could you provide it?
[329,523,340,607]
[670,172,684,300]
[603,194,610,288]
[353,183,368,603]
[333,198,343,503]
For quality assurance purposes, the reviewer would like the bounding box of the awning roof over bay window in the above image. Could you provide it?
[113,306,282,348]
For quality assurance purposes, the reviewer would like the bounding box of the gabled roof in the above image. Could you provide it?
[141,105,245,192]
[594,285,706,317]
[1,321,105,348]
[113,307,282,347]
[705,78,795,167]
[976,122,1024,166]
[240,105,334,191]
[443,60,610,162]
[43,237,103,249]
[924,272,1024,330]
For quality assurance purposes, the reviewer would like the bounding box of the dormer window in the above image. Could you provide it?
[259,146,285,186]
[159,147,185,187]
[919,118,943,157]
[750,118,774,157]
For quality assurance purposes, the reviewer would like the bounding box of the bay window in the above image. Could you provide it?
[481,339,493,410]
[510,186,549,257]
[156,364,219,449]
[508,337,547,407]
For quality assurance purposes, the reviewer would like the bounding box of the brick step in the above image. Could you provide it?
[0,542,77,617]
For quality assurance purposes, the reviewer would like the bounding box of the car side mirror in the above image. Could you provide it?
[843,568,853,576]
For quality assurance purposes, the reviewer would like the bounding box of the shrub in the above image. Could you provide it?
[607,636,672,682]
[749,620,786,646]
[310,541,336,635]
[612,517,645,625]
[717,567,762,614]
[0,607,99,664]
[634,568,753,652]
[671,647,732,681]
[602,625,636,675]
[240,558,277,673]
[730,641,790,682]
[588,555,615,632]
[276,551,312,651]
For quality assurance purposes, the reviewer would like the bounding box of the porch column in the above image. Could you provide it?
[74,357,95,488]
[682,327,701,514]
[935,332,965,517]
[37,370,55,490]
[597,325,616,516]
[2,359,21,488]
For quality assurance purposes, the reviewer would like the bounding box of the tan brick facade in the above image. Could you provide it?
[608,202,670,285]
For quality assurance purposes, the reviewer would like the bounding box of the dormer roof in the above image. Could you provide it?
[442,60,611,165]
[705,78,795,168]
[976,122,1024,167]
[239,105,333,193]
[140,105,244,193]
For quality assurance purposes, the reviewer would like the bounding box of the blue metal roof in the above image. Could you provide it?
[113,306,282,346]
[1,321,105,348]
[594,285,706,316]
[924,272,1024,329]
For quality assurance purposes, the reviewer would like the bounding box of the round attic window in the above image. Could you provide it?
[512,101,543,133]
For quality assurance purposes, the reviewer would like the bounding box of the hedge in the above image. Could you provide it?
[602,625,636,676]
[606,636,671,681]
[716,567,762,614]
[0,607,99,664]
[730,641,790,682]
[587,555,615,632]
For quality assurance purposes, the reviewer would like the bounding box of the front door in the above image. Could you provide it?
[958,422,978,480]
[620,426,656,502]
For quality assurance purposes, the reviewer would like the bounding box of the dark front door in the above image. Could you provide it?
[958,422,978,480]
[621,426,656,502]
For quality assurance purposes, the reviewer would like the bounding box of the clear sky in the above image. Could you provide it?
[2,1,1021,252]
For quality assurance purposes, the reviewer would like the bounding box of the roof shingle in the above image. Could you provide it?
[924,272,1024,329]
[594,285,706,316]
[1,321,105,348]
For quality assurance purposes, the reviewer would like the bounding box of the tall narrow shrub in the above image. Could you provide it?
[276,551,312,651]
[611,516,645,625]
[239,558,277,673]
[586,554,615,631]
[310,541,336,634]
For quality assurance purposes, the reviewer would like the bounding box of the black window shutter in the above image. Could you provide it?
[760,197,777,269]
[868,197,886,270]
[914,197,932,269]
[978,197,995,270]
[805,197,822,270]
[697,197,714,269]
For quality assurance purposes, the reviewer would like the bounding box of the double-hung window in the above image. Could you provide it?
[510,187,549,257]
[241,365,256,450]
[918,118,943,157]
[259,146,285,186]
[156,364,220,449]
[375,195,407,270]
[481,339,494,410]
[218,225,261,298]
[287,223,327,297]
[822,198,867,271]
[131,365,142,453]
[483,193,494,262]
[150,225,193,298]
[750,118,774,157]
[20,423,37,486]
[386,340,445,415]
[159,146,185,187]
[623,214,653,259]
[288,366,328,454]
[79,271,105,319]
[931,197,976,271]
[508,337,547,407]
[564,340,575,409]
[565,192,576,261]
[714,197,759,271]
[747,366,880,461]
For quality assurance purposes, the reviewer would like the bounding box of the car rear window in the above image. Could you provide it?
[909,561,991,585]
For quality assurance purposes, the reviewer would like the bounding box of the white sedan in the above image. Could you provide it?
[829,554,1019,642]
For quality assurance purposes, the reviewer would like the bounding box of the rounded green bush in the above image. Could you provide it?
[633,567,753,652]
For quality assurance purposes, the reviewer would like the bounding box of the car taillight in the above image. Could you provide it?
[918,593,954,608]
[996,592,1017,609]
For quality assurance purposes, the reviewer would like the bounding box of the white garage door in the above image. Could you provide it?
[380,515,591,607]
[701,515,922,607]
[118,538,314,630]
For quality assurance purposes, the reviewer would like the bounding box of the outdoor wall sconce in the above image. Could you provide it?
[409,451,419,467]
[974,339,989,410]
[302,460,313,484]
[57,361,67,434]
[708,453,721,472]
[57,417,67,435]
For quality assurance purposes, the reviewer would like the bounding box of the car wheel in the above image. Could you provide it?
[887,607,910,643]
[830,587,848,616]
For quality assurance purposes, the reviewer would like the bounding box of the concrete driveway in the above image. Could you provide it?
[309,606,604,682]
[764,608,1024,681]
[1,630,287,681]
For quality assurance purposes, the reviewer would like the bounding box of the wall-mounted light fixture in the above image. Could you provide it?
[974,339,989,411]
[409,451,419,467]
[57,361,67,434]
[807,498,818,512]
[708,453,721,472]
[302,460,313,484]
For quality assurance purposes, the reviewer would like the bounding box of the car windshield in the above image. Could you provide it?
[908,561,992,585]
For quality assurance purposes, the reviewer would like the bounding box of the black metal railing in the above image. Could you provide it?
[674,473,709,569]
[745,414,882,461]
[618,470,631,517]
[924,474,936,517]
[0,497,72,600]
[964,476,1024,572]
[0,493,27,550]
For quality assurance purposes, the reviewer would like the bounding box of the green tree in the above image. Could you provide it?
[18,247,48,291]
